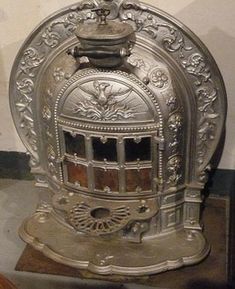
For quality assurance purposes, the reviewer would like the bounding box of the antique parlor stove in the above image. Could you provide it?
[9,0,226,275]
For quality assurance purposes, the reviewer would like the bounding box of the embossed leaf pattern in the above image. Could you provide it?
[196,87,219,165]
[16,78,38,152]
[19,48,45,77]
[37,8,96,48]
[120,2,192,57]
[167,156,182,185]
[181,53,211,86]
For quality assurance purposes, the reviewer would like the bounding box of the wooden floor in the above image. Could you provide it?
[15,198,229,289]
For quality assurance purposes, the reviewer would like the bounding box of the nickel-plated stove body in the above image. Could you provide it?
[9,0,227,275]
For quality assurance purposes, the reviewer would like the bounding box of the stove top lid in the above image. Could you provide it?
[76,7,134,42]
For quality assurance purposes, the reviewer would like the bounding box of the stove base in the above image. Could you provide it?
[19,209,210,276]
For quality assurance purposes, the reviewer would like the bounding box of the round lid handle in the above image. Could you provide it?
[92,7,111,25]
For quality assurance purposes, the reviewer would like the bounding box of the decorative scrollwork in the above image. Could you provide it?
[181,53,219,171]
[27,152,40,168]
[37,2,96,48]
[167,156,182,185]
[166,95,178,113]
[121,0,148,12]
[168,113,183,133]
[168,113,183,154]
[196,87,219,165]
[16,79,38,151]
[120,2,192,57]
[15,47,46,166]
[181,53,211,86]
[197,87,218,114]
[18,48,45,77]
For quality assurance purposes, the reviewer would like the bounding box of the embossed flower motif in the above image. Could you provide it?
[167,156,182,185]
[150,69,169,88]
[41,29,60,48]
[198,121,216,141]
[53,67,65,82]
[167,156,181,172]
[166,95,177,112]
[168,114,183,132]
[197,88,217,113]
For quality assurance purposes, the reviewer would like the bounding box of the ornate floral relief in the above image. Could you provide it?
[47,143,58,178]
[28,153,40,168]
[42,91,53,123]
[128,53,148,70]
[196,87,219,165]
[53,67,72,83]
[166,95,178,112]
[42,90,53,135]
[16,47,45,154]
[197,87,218,114]
[121,0,148,11]
[16,78,38,152]
[73,81,135,121]
[42,89,59,180]
[168,113,183,133]
[18,48,45,77]
[167,156,182,185]
[168,113,183,155]
[181,53,211,86]
[180,51,219,169]
[53,67,65,82]
[37,3,96,48]
[181,53,218,170]
[198,165,211,183]
[15,47,46,167]
[120,2,192,58]
[149,68,169,89]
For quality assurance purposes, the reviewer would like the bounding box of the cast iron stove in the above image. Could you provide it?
[9,0,227,275]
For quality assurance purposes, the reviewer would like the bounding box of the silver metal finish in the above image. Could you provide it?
[9,0,226,275]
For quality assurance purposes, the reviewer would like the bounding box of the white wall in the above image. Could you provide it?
[0,0,235,169]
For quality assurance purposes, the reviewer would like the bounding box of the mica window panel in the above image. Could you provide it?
[125,137,151,162]
[67,162,88,188]
[126,168,152,192]
[94,167,119,192]
[64,132,86,159]
[92,137,117,162]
